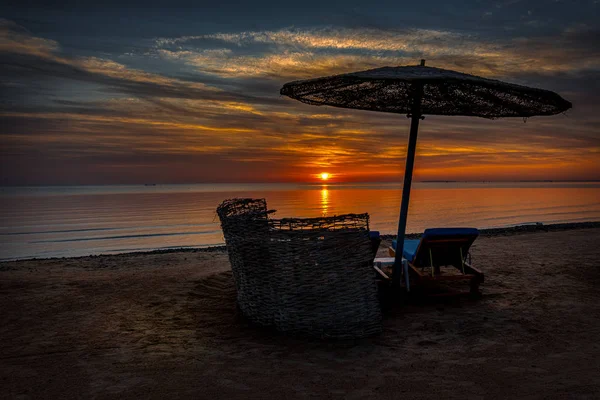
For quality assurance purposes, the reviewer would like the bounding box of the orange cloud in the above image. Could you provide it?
[155,26,600,79]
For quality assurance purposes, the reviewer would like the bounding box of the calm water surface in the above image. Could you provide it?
[1,182,599,260]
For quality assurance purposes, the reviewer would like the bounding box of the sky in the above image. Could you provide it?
[1,0,599,184]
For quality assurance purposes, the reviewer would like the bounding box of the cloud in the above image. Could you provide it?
[154,27,478,78]
[196,27,462,52]
[0,19,279,107]
[0,18,59,57]
[153,25,600,80]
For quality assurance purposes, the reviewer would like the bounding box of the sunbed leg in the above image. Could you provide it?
[403,259,410,292]
[429,249,434,277]
[469,277,482,297]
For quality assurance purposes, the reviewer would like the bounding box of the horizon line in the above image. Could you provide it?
[2,179,600,187]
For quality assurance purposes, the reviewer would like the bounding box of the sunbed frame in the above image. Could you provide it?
[386,232,485,296]
[405,254,484,296]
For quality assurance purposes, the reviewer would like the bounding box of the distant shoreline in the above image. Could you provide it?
[3,221,599,264]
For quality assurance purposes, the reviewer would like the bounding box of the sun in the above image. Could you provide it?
[319,172,330,181]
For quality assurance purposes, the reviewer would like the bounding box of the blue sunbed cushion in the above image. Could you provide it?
[391,239,420,262]
[369,231,380,239]
[392,228,479,262]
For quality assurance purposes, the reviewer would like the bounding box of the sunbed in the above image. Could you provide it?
[388,228,484,295]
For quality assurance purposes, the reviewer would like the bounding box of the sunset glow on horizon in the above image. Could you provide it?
[1,3,599,185]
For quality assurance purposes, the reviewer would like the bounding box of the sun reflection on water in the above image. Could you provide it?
[320,185,329,216]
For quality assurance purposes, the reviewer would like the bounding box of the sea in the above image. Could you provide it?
[1,182,599,261]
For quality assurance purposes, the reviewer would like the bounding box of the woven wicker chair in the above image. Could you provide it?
[217,198,382,339]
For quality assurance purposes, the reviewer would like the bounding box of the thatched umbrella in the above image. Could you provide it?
[280,60,571,288]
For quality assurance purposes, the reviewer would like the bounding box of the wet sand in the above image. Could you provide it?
[1,228,600,399]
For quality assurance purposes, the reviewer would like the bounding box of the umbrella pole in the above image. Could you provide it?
[393,63,425,289]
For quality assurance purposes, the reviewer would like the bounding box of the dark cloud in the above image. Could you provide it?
[0,54,286,113]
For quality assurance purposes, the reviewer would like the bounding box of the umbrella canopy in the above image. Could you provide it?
[280,64,572,118]
[280,61,572,288]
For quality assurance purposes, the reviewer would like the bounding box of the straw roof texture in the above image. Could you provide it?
[216,198,382,339]
[280,65,572,119]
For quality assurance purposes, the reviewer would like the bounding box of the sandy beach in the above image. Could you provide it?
[2,227,600,399]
